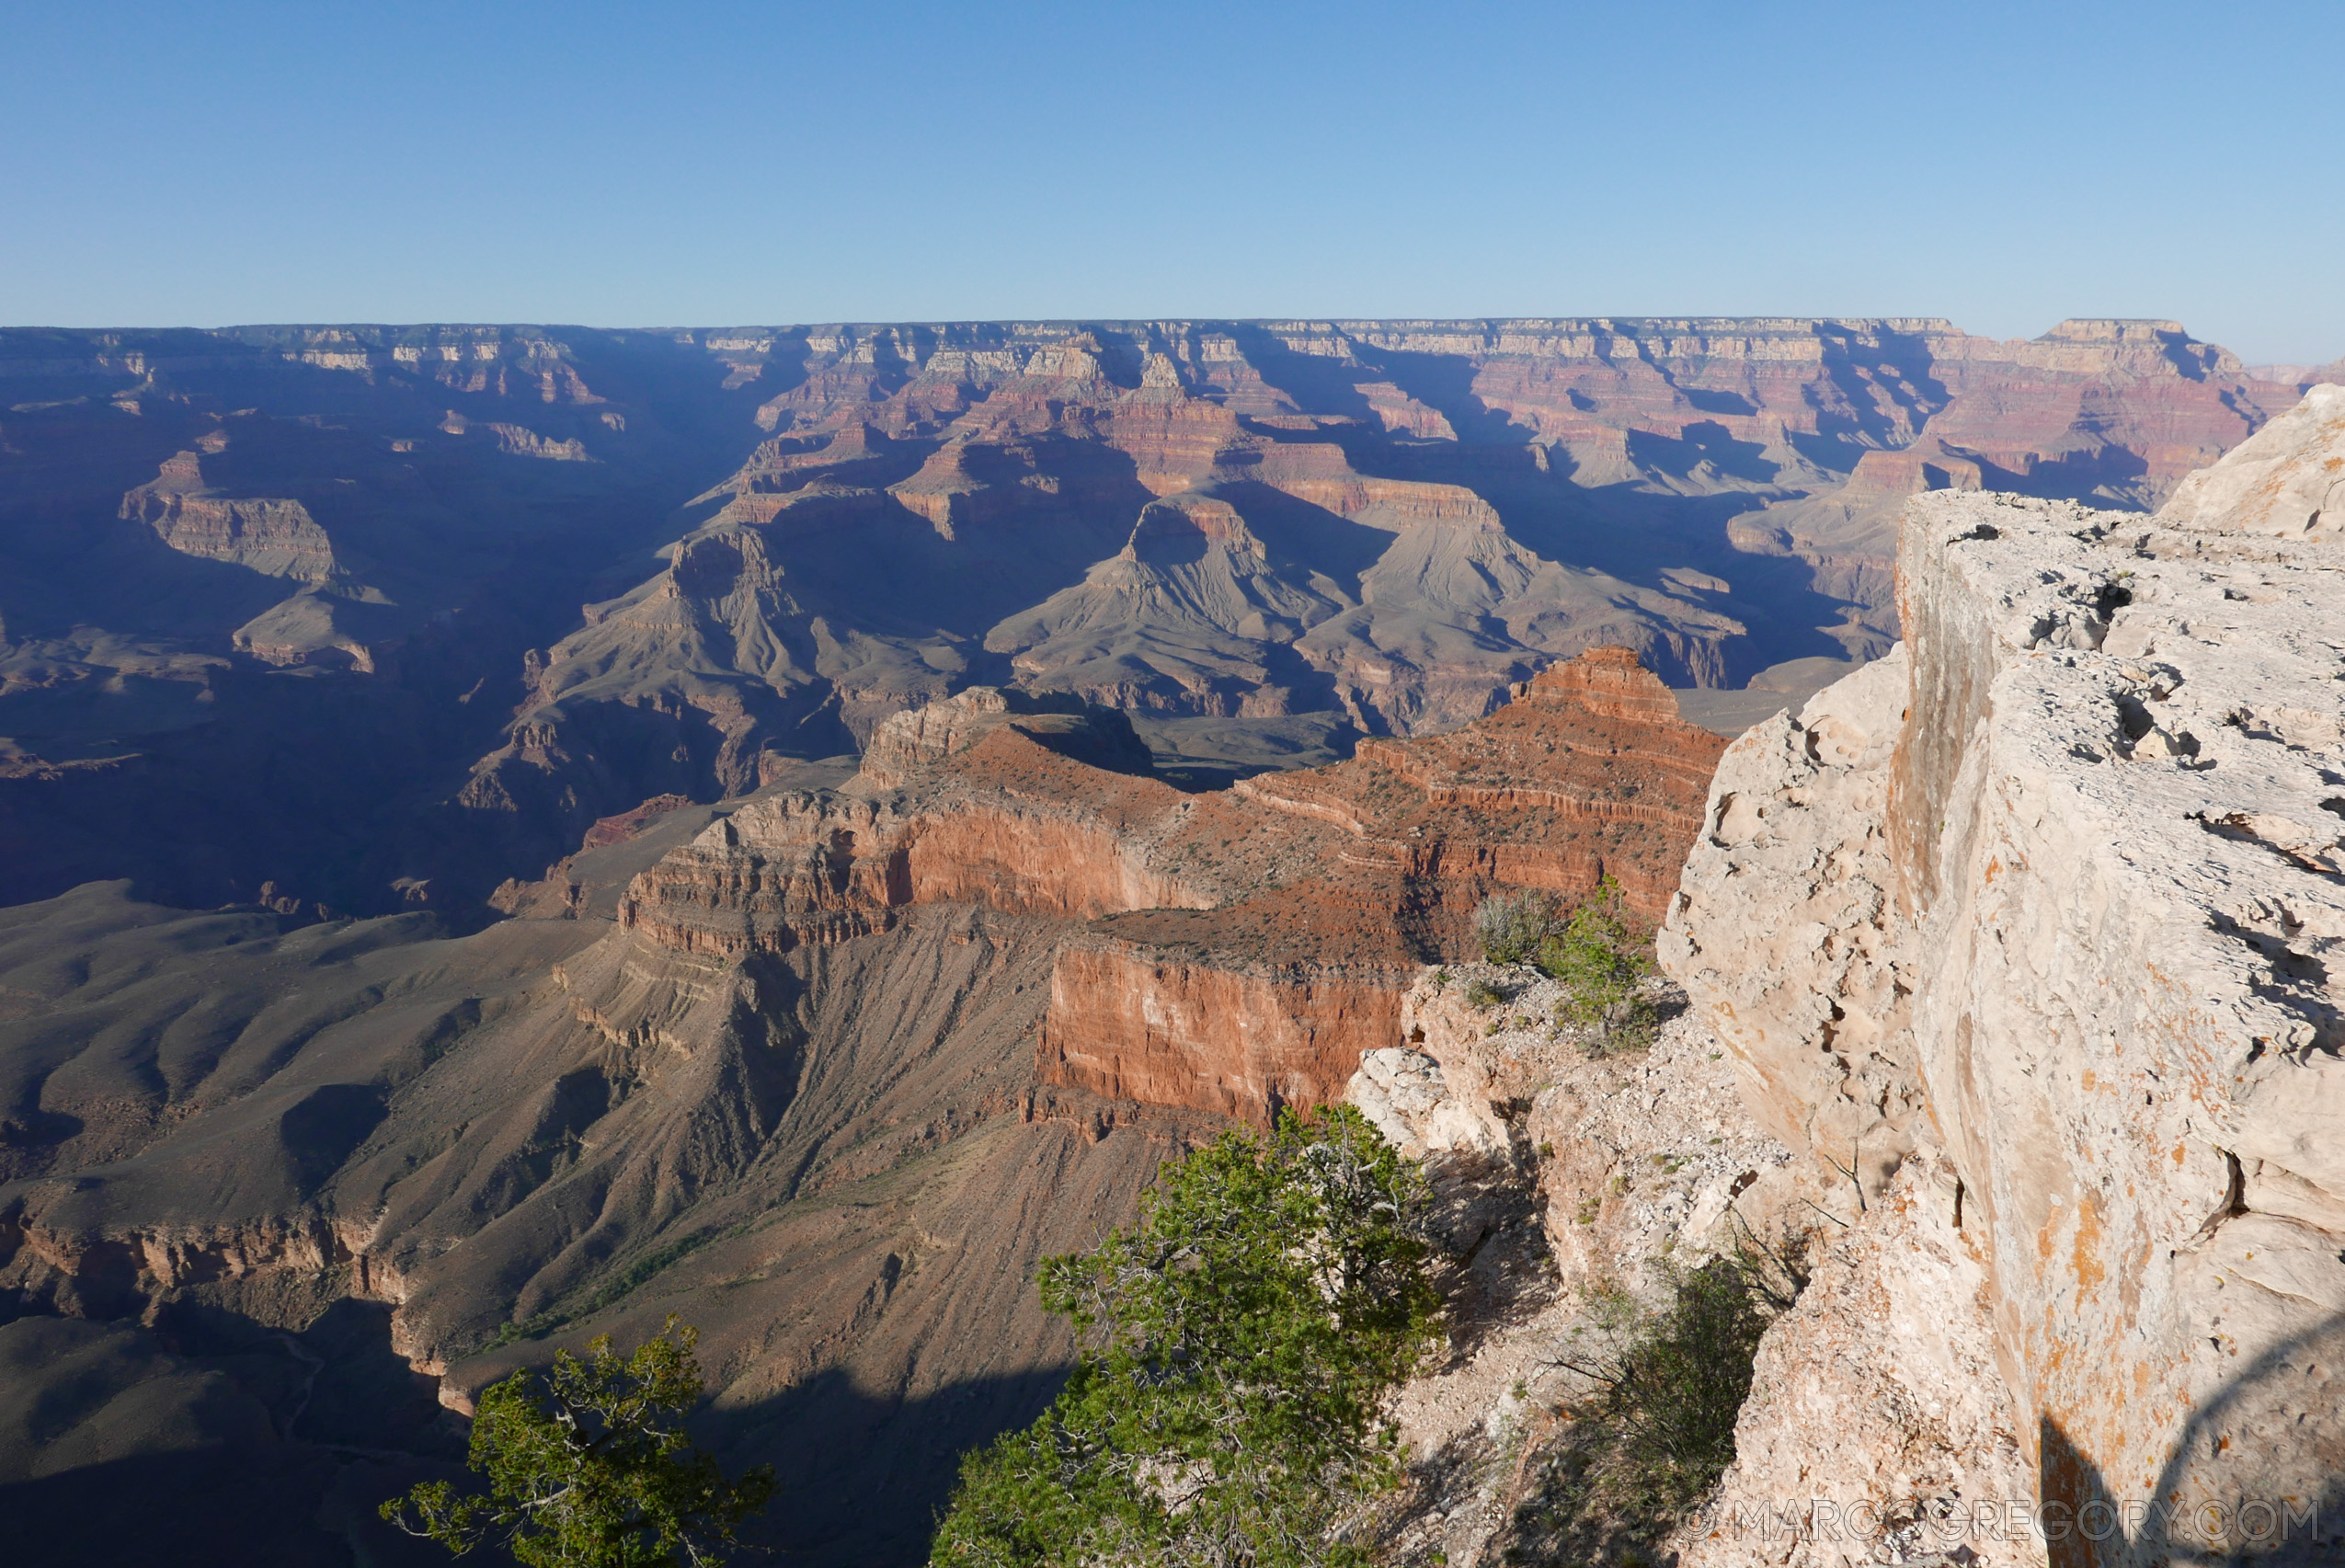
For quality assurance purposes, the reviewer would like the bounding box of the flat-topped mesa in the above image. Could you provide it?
[1664,385,2345,1561]
[119,449,339,583]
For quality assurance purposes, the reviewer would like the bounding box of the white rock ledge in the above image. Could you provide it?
[1666,388,2345,1565]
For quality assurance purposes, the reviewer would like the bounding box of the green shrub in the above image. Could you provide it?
[383,1318,773,1567]
[1462,978,1504,1010]
[480,1229,720,1352]
[1508,1238,1805,1562]
[931,1105,1441,1568]
[1535,876,1656,1054]
[1474,889,1562,966]
[1564,1257,1779,1507]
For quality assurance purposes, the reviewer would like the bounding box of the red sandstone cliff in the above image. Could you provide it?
[0,640,1722,1567]
[612,647,1722,1121]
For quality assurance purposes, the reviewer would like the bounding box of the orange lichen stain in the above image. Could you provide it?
[2072,1195,2107,1292]
[2173,1143,2188,1167]
[2081,1068,2097,1093]
[1983,856,2002,885]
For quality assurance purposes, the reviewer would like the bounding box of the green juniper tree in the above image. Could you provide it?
[383,1317,773,1567]
[931,1105,1442,1568]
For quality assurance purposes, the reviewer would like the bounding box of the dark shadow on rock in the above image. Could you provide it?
[1814,323,1951,448]
[1077,326,1146,390]
[1127,710,1364,793]
[2040,1307,2345,1565]
[1421,1146,1551,1358]
[1624,422,1779,486]
[0,1301,485,1567]
[710,1364,1076,1567]
[280,1082,391,1196]
[1681,387,1757,418]
[1368,347,1539,447]
[143,1295,467,1459]
[1997,441,2153,509]
[4,1299,1068,1566]
[1220,325,1379,423]
[1211,479,1396,584]
[3,1447,379,1568]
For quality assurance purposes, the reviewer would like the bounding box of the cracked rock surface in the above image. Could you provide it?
[1668,386,2345,1564]
[1346,969,1821,1568]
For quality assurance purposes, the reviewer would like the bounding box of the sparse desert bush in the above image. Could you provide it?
[1474,888,1562,966]
[1463,977,1504,1010]
[1536,876,1657,1054]
[1558,1253,1787,1507]
[1507,1236,1806,1562]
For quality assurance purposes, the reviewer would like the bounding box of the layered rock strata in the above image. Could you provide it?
[0,641,1725,1564]
[1664,386,2345,1563]
[0,319,2305,912]
[451,316,2304,886]
[616,646,1722,1120]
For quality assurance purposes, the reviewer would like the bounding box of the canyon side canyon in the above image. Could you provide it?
[0,319,2340,1565]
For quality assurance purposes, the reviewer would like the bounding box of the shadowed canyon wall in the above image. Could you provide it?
[0,646,1719,1563]
[1,318,2317,914]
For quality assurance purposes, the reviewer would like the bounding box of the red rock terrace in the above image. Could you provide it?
[617,647,1724,1120]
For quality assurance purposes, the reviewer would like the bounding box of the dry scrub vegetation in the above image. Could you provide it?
[1472,878,1660,1054]
[926,1095,1801,1568]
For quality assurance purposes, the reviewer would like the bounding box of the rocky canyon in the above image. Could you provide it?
[0,644,1721,1565]
[1,318,2318,914]
[1,318,2340,1565]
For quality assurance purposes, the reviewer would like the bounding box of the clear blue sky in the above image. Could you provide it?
[3,1,2339,363]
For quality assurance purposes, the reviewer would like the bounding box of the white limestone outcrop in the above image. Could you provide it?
[1666,386,2345,1565]
[2155,381,2345,537]
[1659,647,1926,1200]
[1348,1045,1510,1159]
